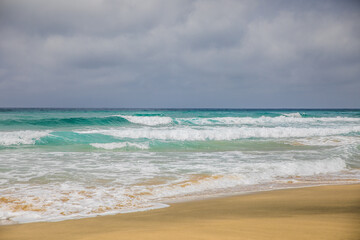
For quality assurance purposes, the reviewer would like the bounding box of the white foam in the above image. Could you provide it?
[117,115,173,126]
[0,130,51,146]
[0,152,353,224]
[77,126,360,141]
[91,142,149,150]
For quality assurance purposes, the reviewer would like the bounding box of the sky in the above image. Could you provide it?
[0,0,359,108]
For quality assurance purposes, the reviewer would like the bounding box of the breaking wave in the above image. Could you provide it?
[0,131,51,146]
[78,126,360,141]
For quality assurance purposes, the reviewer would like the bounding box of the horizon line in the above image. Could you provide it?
[1,107,360,110]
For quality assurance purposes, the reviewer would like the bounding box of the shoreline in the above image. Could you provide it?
[3,181,359,226]
[1,184,360,240]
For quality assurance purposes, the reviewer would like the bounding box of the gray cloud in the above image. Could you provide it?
[0,0,359,108]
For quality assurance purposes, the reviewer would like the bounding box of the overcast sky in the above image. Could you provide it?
[0,0,359,108]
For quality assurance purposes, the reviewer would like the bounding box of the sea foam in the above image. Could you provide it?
[0,152,352,224]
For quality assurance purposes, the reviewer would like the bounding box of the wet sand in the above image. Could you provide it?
[1,184,360,240]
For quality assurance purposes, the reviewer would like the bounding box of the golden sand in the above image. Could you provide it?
[1,184,360,240]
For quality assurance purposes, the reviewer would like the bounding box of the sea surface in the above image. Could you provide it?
[0,108,359,224]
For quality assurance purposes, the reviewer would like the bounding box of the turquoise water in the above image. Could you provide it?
[1,109,360,224]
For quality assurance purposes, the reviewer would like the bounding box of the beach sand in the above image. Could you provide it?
[1,184,360,240]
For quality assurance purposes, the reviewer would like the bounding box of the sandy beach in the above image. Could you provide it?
[1,184,359,240]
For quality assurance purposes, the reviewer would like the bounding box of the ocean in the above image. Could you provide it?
[0,108,359,224]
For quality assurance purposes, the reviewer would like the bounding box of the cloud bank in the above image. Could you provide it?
[0,0,359,108]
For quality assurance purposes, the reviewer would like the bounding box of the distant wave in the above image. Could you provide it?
[118,114,360,126]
